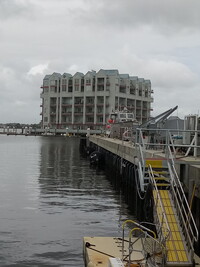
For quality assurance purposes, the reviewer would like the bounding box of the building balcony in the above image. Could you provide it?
[62,104,72,107]
[74,103,83,106]
[50,113,56,116]
[151,90,154,93]
[40,85,49,89]
[40,104,43,107]
[62,113,71,116]
[50,104,57,107]
[73,122,83,125]
[74,113,83,116]
[119,104,126,108]
[86,103,94,106]
[127,106,135,110]
[96,113,103,116]
[40,112,42,115]
[61,122,72,125]
[97,103,104,106]
[85,113,94,116]
[85,122,94,125]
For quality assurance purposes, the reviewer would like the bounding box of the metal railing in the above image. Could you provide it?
[166,145,199,260]
[135,129,146,193]
[148,165,170,245]
[134,128,200,158]
[135,128,199,264]
[121,220,166,267]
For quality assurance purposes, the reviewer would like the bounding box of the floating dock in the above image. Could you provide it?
[83,237,145,267]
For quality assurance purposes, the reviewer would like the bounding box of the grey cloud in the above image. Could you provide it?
[0,0,36,20]
[0,0,200,123]
[76,0,200,34]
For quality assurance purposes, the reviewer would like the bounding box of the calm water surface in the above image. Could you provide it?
[0,135,134,266]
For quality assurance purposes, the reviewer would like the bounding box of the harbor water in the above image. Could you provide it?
[0,135,134,266]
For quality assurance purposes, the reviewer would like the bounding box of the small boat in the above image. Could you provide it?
[106,108,138,140]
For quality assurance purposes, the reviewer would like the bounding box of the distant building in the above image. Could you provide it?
[40,69,153,129]
[164,116,184,131]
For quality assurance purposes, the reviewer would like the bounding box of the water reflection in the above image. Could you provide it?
[0,135,134,266]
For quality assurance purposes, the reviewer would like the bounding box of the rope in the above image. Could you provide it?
[85,242,114,258]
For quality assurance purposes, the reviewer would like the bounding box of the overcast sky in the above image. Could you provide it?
[1,0,200,123]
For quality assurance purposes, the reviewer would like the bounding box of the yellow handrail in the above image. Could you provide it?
[129,227,156,239]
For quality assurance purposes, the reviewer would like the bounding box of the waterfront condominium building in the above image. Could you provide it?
[40,69,153,130]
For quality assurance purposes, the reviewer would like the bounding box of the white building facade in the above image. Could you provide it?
[40,69,153,129]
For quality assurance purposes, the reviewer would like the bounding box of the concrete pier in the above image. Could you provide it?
[88,135,200,255]
[89,135,200,199]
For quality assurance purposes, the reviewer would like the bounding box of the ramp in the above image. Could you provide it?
[135,128,198,266]
[154,189,190,265]
[148,158,198,266]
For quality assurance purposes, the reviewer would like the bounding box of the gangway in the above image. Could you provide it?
[135,128,199,266]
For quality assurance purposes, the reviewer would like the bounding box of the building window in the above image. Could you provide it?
[62,85,67,91]
[86,79,91,84]
[62,97,72,105]
[50,80,55,85]
[68,79,73,92]
[97,107,103,113]
[86,107,93,113]
[74,107,83,113]
[75,79,79,84]
[86,97,94,104]
[86,116,94,123]
[62,79,67,84]
[74,97,83,104]
[97,96,104,104]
